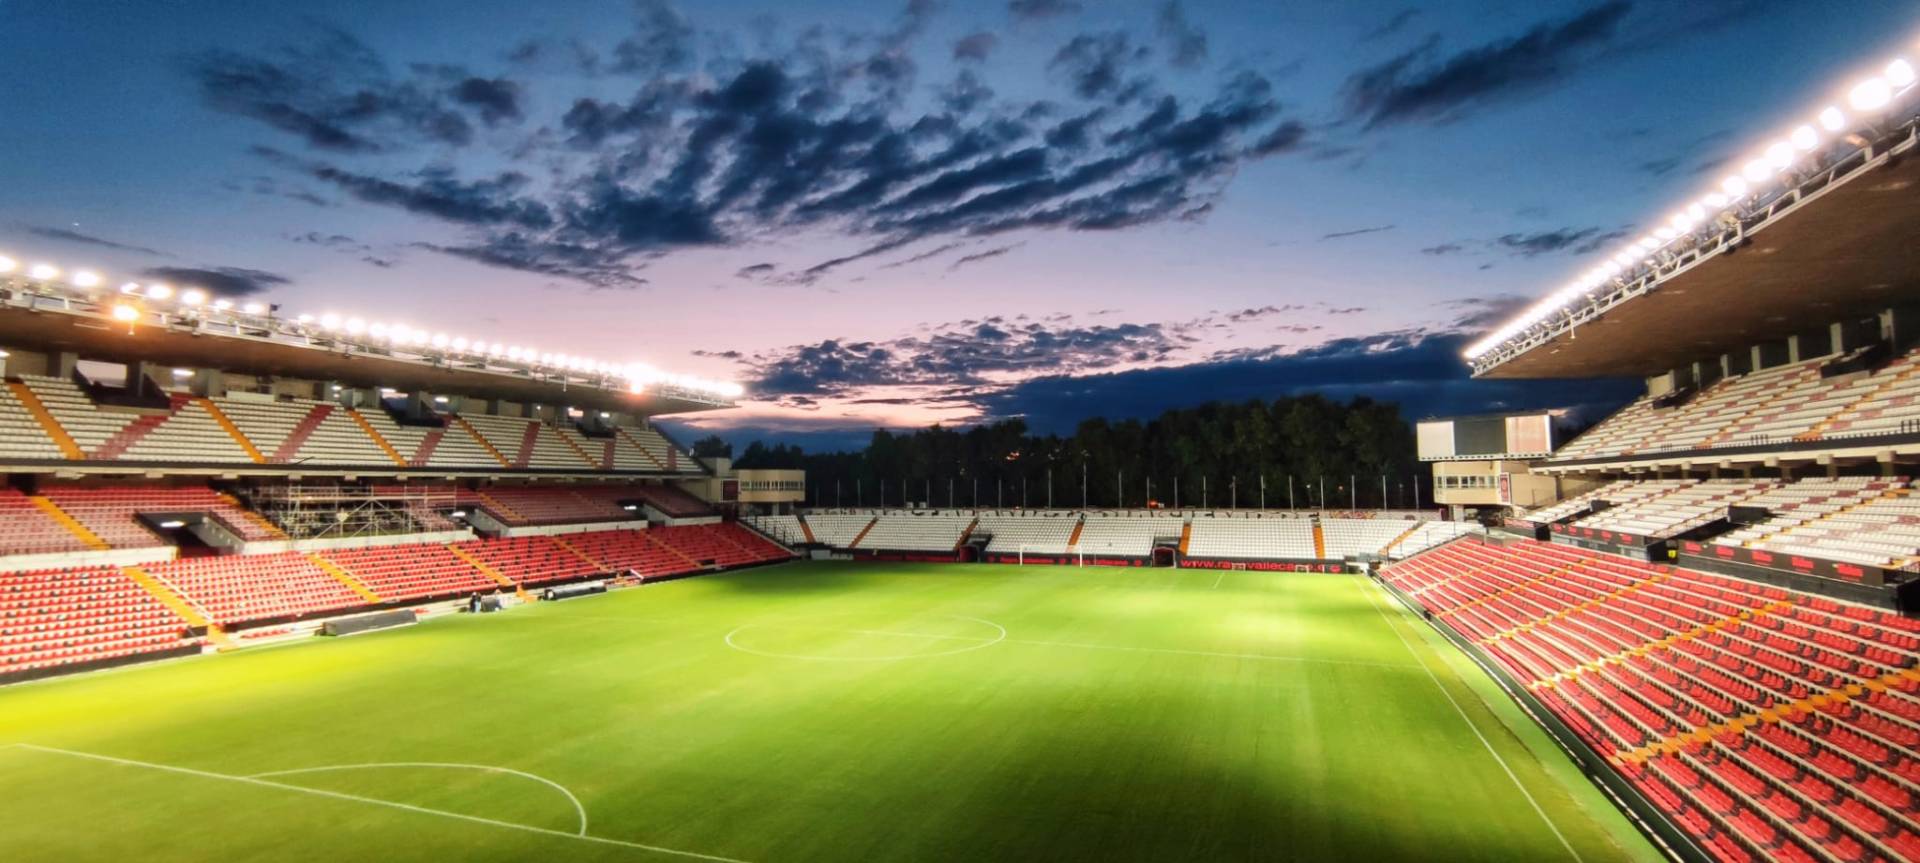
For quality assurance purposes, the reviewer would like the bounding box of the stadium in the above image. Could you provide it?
[5,5,1920,863]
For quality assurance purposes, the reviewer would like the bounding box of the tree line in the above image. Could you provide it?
[692,394,1430,510]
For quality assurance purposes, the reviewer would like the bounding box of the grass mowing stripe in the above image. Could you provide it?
[1354,576,1586,863]
[16,744,748,863]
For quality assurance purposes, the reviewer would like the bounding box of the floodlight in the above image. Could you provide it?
[368,322,388,339]
[171,368,192,378]
[433,395,449,403]
[319,313,341,329]
[344,317,366,335]
[430,333,449,348]
[1887,59,1916,88]
[120,282,141,294]
[297,313,314,324]
[242,302,266,315]
[148,283,174,300]
[212,299,232,311]
[720,382,745,398]
[1703,192,1728,209]
[71,270,101,288]
[410,330,429,346]
[1789,125,1819,151]
[0,256,15,273]
[1720,175,1750,198]
[451,337,469,351]
[181,289,207,306]
[110,303,139,322]
[1818,106,1847,132]
[506,346,522,360]
[1850,77,1893,111]
[29,264,59,280]
[1741,159,1772,183]
[1763,141,1795,169]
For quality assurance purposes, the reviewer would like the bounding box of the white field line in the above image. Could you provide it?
[1211,570,1227,589]
[1356,579,1585,863]
[15,744,749,863]
[248,762,589,836]
[728,621,1421,670]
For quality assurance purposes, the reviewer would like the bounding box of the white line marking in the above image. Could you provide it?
[17,744,749,863]
[723,621,1418,670]
[247,762,590,836]
[1004,637,1422,670]
[1211,570,1227,589]
[1355,578,1586,863]
[724,616,1007,661]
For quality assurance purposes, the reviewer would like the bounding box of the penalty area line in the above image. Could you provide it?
[15,744,751,863]
[1355,579,1586,863]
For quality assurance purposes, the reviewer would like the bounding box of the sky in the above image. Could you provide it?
[2,0,1916,450]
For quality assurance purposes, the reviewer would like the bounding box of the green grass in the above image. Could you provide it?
[0,561,1663,862]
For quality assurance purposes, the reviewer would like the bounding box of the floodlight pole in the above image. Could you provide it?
[1022,475,1028,508]
[1231,477,1237,510]
[949,477,955,508]
[1174,476,1180,510]
[1381,475,1388,510]
[836,479,842,507]
[972,478,978,508]
[1260,475,1266,510]
[997,477,1003,509]
[1116,469,1123,508]
[1145,476,1152,507]
[1350,475,1356,510]
[1081,461,1088,509]
[1202,476,1207,509]
[1047,469,1053,509]
[1288,475,1295,510]
[1413,474,1421,510]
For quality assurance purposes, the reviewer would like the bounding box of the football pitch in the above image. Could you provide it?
[0,561,1663,862]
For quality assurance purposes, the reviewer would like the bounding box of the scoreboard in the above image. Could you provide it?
[1417,413,1555,461]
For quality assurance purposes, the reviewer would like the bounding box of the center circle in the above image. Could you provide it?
[724,615,1006,661]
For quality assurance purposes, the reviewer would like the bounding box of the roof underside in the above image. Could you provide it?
[1478,149,1920,380]
[0,305,729,417]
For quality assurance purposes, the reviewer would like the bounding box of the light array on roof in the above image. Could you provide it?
[0,254,746,400]
[1463,48,1920,361]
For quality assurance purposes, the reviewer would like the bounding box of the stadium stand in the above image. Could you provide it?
[1553,346,1920,462]
[1384,520,1473,559]
[15,375,135,457]
[1069,512,1172,558]
[292,405,397,465]
[1570,479,1776,539]
[744,514,807,546]
[430,415,510,468]
[0,385,68,460]
[0,565,193,675]
[854,511,975,553]
[457,486,633,525]
[0,489,98,556]
[977,511,1079,556]
[145,552,366,625]
[1321,517,1425,558]
[1521,480,1687,525]
[800,512,874,547]
[1184,516,1316,560]
[321,543,501,602]
[1728,481,1920,568]
[1381,539,1920,863]
[117,396,254,464]
[653,522,791,567]
[42,485,283,547]
[448,535,594,586]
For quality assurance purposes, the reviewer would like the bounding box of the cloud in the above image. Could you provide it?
[1419,242,1465,256]
[184,26,504,152]
[1009,0,1083,22]
[1359,9,1420,43]
[141,266,291,297]
[450,77,524,126]
[949,243,1020,270]
[1155,2,1208,69]
[953,32,999,62]
[734,262,777,280]
[25,226,169,257]
[1320,224,1395,240]
[1342,1,1632,129]
[1049,33,1153,101]
[1491,226,1630,257]
[209,11,1308,290]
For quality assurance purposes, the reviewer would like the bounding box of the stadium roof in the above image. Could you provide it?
[1470,52,1920,380]
[0,290,734,417]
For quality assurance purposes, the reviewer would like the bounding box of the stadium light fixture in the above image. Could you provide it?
[71,270,101,288]
[242,302,266,315]
[29,264,59,280]
[212,298,232,311]
[110,303,139,322]
[1850,76,1894,111]
[1789,125,1819,151]
[171,368,192,378]
[344,317,366,335]
[0,256,15,274]
[1818,105,1848,131]
[120,282,141,294]
[430,333,449,348]
[296,313,314,324]
[147,283,174,300]
[1888,59,1916,88]
[1720,175,1750,198]
[319,313,341,330]
[1741,159,1772,183]
[180,289,207,307]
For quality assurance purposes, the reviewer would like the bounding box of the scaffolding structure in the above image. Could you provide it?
[240,484,461,539]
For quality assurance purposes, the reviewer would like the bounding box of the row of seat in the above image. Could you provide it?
[1382,538,1920,863]
[1557,347,1920,461]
